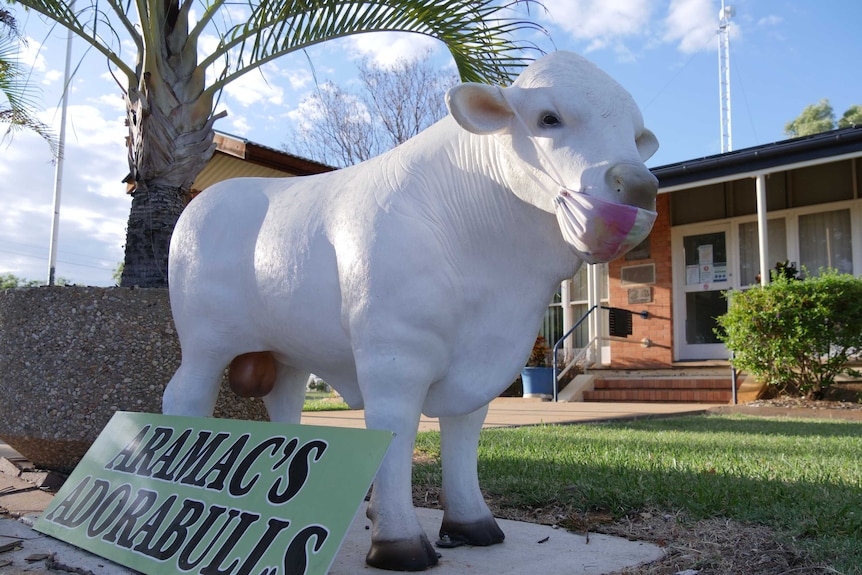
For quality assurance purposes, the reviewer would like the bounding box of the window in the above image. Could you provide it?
[739,219,788,286]
[798,209,853,275]
[683,232,727,285]
[685,291,726,345]
[541,264,608,349]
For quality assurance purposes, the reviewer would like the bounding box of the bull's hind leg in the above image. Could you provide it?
[438,404,505,546]
[163,349,229,417]
[263,362,311,424]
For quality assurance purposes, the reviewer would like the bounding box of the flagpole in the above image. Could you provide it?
[48,1,74,285]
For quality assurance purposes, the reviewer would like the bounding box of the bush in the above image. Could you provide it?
[716,270,862,399]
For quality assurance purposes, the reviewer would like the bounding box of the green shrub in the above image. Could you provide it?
[716,270,862,399]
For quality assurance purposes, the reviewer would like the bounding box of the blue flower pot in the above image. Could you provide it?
[521,366,555,399]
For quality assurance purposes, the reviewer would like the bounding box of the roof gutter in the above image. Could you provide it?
[652,126,862,192]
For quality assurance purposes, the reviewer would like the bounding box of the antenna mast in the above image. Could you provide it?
[718,1,734,153]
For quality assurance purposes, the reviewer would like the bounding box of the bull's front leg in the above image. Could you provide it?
[358,362,440,571]
[438,404,505,546]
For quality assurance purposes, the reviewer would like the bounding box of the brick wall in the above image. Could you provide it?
[607,193,673,367]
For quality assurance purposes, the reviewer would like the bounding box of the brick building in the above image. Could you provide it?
[544,126,862,370]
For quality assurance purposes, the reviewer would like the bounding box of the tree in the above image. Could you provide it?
[358,51,458,150]
[0,272,68,287]
[14,0,542,288]
[784,98,862,137]
[290,81,378,167]
[838,104,862,128]
[784,98,835,138]
[0,7,57,155]
[287,50,458,167]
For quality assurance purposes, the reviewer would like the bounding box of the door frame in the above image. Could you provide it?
[672,222,734,361]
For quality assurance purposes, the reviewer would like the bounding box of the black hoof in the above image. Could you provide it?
[366,534,440,571]
[439,516,505,547]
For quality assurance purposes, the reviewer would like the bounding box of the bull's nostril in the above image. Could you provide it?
[606,163,658,211]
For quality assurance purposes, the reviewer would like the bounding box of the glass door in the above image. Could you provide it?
[674,225,732,360]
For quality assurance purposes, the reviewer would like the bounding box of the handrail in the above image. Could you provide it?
[552,305,598,402]
[550,305,649,401]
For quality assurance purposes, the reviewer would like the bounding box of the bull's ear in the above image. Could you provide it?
[636,128,659,161]
[446,83,513,135]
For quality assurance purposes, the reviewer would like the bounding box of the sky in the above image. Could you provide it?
[1,0,860,286]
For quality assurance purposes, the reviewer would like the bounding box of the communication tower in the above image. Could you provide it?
[718,2,735,153]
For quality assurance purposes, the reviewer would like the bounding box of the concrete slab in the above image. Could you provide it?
[331,503,663,575]
[0,504,663,575]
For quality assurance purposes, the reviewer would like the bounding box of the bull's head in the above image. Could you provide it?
[446,51,659,263]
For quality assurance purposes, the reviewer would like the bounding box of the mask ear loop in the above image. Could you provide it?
[492,86,572,199]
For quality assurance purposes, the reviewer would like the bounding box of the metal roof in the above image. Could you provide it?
[651,125,862,192]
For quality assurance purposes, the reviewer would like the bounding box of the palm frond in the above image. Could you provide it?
[13,0,137,81]
[205,0,546,95]
[0,9,60,156]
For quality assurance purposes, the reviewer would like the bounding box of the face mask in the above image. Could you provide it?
[554,189,657,264]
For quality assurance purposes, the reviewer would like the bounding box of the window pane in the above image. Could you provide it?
[539,305,564,347]
[798,209,853,275]
[683,232,727,285]
[570,267,589,302]
[739,219,787,286]
[685,291,726,345]
[569,303,591,348]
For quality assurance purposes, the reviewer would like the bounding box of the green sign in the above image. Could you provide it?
[35,412,392,575]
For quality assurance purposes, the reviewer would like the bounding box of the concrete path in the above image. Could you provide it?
[301,397,709,431]
[0,399,709,575]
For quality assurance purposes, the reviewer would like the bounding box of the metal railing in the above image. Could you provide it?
[550,305,649,401]
[551,305,599,402]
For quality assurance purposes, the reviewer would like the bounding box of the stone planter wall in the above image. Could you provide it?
[0,286,269,473]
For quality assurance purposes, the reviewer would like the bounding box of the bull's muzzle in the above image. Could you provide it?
[606,163,659,212]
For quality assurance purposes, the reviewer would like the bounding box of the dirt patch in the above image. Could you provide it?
[411,485,835,575]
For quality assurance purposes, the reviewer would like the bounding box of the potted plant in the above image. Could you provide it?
[521,335,555,399]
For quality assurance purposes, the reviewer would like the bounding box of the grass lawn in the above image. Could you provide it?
[413,413,862,574]
[302,391,351,412]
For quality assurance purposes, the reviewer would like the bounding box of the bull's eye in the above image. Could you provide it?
[540,113,561,128]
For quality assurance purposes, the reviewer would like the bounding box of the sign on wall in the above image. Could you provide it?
[35,412,392,575]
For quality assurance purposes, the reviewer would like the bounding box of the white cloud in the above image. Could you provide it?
[348,32,441,68]
[224,63,285,107]
[541,0,725,56]
[758,14,783,27]
[91,92,127,113]
[662,0,718,54]
[284,68,314,91]
[229,114,252,135]
[540,0,655,49]
[43,69,62,85]
[19,36,49,72]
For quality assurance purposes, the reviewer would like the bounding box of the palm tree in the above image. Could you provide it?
[14,0,542,287]
[0,7,58,156]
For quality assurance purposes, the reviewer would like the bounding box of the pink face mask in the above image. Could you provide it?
[554,189,657,263]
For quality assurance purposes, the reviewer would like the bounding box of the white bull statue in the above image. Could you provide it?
[164,50,659,571]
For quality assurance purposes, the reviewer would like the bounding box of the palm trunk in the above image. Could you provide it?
[118,10,218,288]
[120,179,188,288]
[119,94,217,288]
